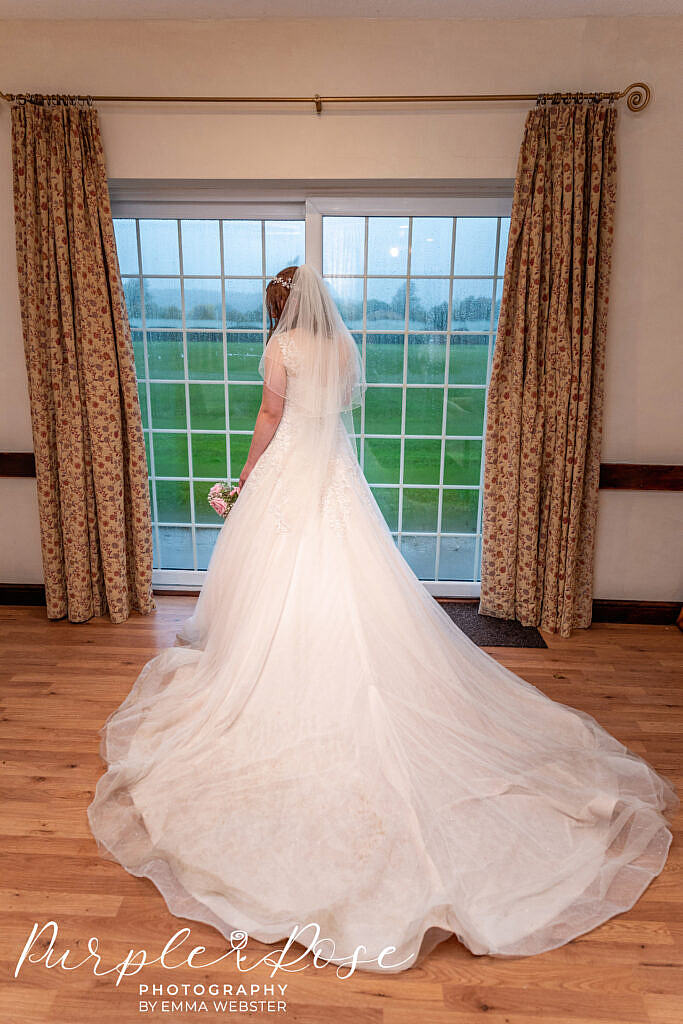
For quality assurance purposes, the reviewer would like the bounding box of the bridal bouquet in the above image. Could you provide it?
[207,481,239,519]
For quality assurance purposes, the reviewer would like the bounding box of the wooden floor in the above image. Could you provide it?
[0,597,681,1024]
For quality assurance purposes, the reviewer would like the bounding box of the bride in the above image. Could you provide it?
[88,263,678,972]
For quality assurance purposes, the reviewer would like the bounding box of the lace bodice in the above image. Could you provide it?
[244,395,373,537]
[243,329,376,535]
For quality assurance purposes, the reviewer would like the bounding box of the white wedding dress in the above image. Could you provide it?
[88,267,678,973]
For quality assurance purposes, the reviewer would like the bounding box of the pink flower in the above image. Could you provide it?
[210,498,228,517]
[208,483,223,497]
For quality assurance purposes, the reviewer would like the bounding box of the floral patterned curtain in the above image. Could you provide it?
[10,95,155,623]
[479,96,618,638]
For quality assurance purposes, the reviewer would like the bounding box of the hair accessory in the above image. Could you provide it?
[269,275,292,290]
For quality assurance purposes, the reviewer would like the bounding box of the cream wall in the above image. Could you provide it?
[0,16,681,599]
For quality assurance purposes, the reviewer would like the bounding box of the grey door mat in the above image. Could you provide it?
[438,601,548,648]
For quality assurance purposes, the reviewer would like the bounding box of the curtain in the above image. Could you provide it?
[10,95,155,623]
[479,96,618,638]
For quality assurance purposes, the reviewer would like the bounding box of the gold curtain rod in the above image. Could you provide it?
[0,82,651,113]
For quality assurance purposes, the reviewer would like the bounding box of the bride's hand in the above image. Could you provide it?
[229,464,251,498]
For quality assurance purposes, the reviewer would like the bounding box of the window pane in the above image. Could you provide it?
[181,220,221,275]
[224,220,262,276]
[158,526,193,569]
[407,334,446,385]
[371,486,399,530]
[404,439,441,485]
[194,481,223,525]
[454,217,497,276]
[400,535,437,580]
[227,333,264,381]
[153,432,188,477]
[189,383,225,430]
[366,334,404,384]
[323,217,365,275]
[446,389,486,436]
[114,219,138,274]
[149,383,186,429]
[444,440,482,486]
[451,278,494,331]
[137,383,148,427]
[405,388,443,436]
[497,218,510,276]
[131,329,144,375]
[265,220,306,277]
[449,335,489,385]
[367,278,406,329]
[140,219,179,275]
[364,387,403,435]
[144,279,182,328]
[324,277,364,330]
[228,384,261,431]
[364,437,400,485]
[410,218,452,276]
[122,279,142,327]
[156,481,191,524]
[185,280,222,329]
[402,489,438,532]
[191,433,227,479]
[229,433,252,477]
[187,332,224,380]
[367,217,409,275]
[408,279,449,331]
[226,279,263,329]
[196,527,221,570]
[441,489,478,533]
[438,535,476,581]
[147,331,184,380]
[493,286,502,329]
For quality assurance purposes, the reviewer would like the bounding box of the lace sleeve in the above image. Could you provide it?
[259,333,290,399]
[276,331,298,374]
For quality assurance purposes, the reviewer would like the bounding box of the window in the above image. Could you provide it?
[114,190,511,594]
[115,216,306,581]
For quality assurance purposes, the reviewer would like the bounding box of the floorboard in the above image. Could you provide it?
[1,599,681,1023]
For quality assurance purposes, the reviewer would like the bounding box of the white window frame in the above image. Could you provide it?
[309,196,512,597]
[112,184,512,595]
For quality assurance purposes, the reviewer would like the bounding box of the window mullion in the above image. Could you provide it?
[178,219,199,574]
[397,218,412,553]
[220,219,232,490]
[474,215,503,583]
[137,220,161,572]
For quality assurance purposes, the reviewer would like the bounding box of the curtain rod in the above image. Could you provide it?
[0,82,651,113]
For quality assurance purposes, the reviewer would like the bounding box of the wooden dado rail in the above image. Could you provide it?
[1,453,680,624]
[3,454,683,489]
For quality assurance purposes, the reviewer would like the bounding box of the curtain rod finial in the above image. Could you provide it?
[622,82,651,112]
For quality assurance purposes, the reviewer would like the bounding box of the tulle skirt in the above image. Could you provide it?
[87,406,679,971]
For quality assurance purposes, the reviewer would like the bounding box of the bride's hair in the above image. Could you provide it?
[266,265,298,338]
[259,262,366,419]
